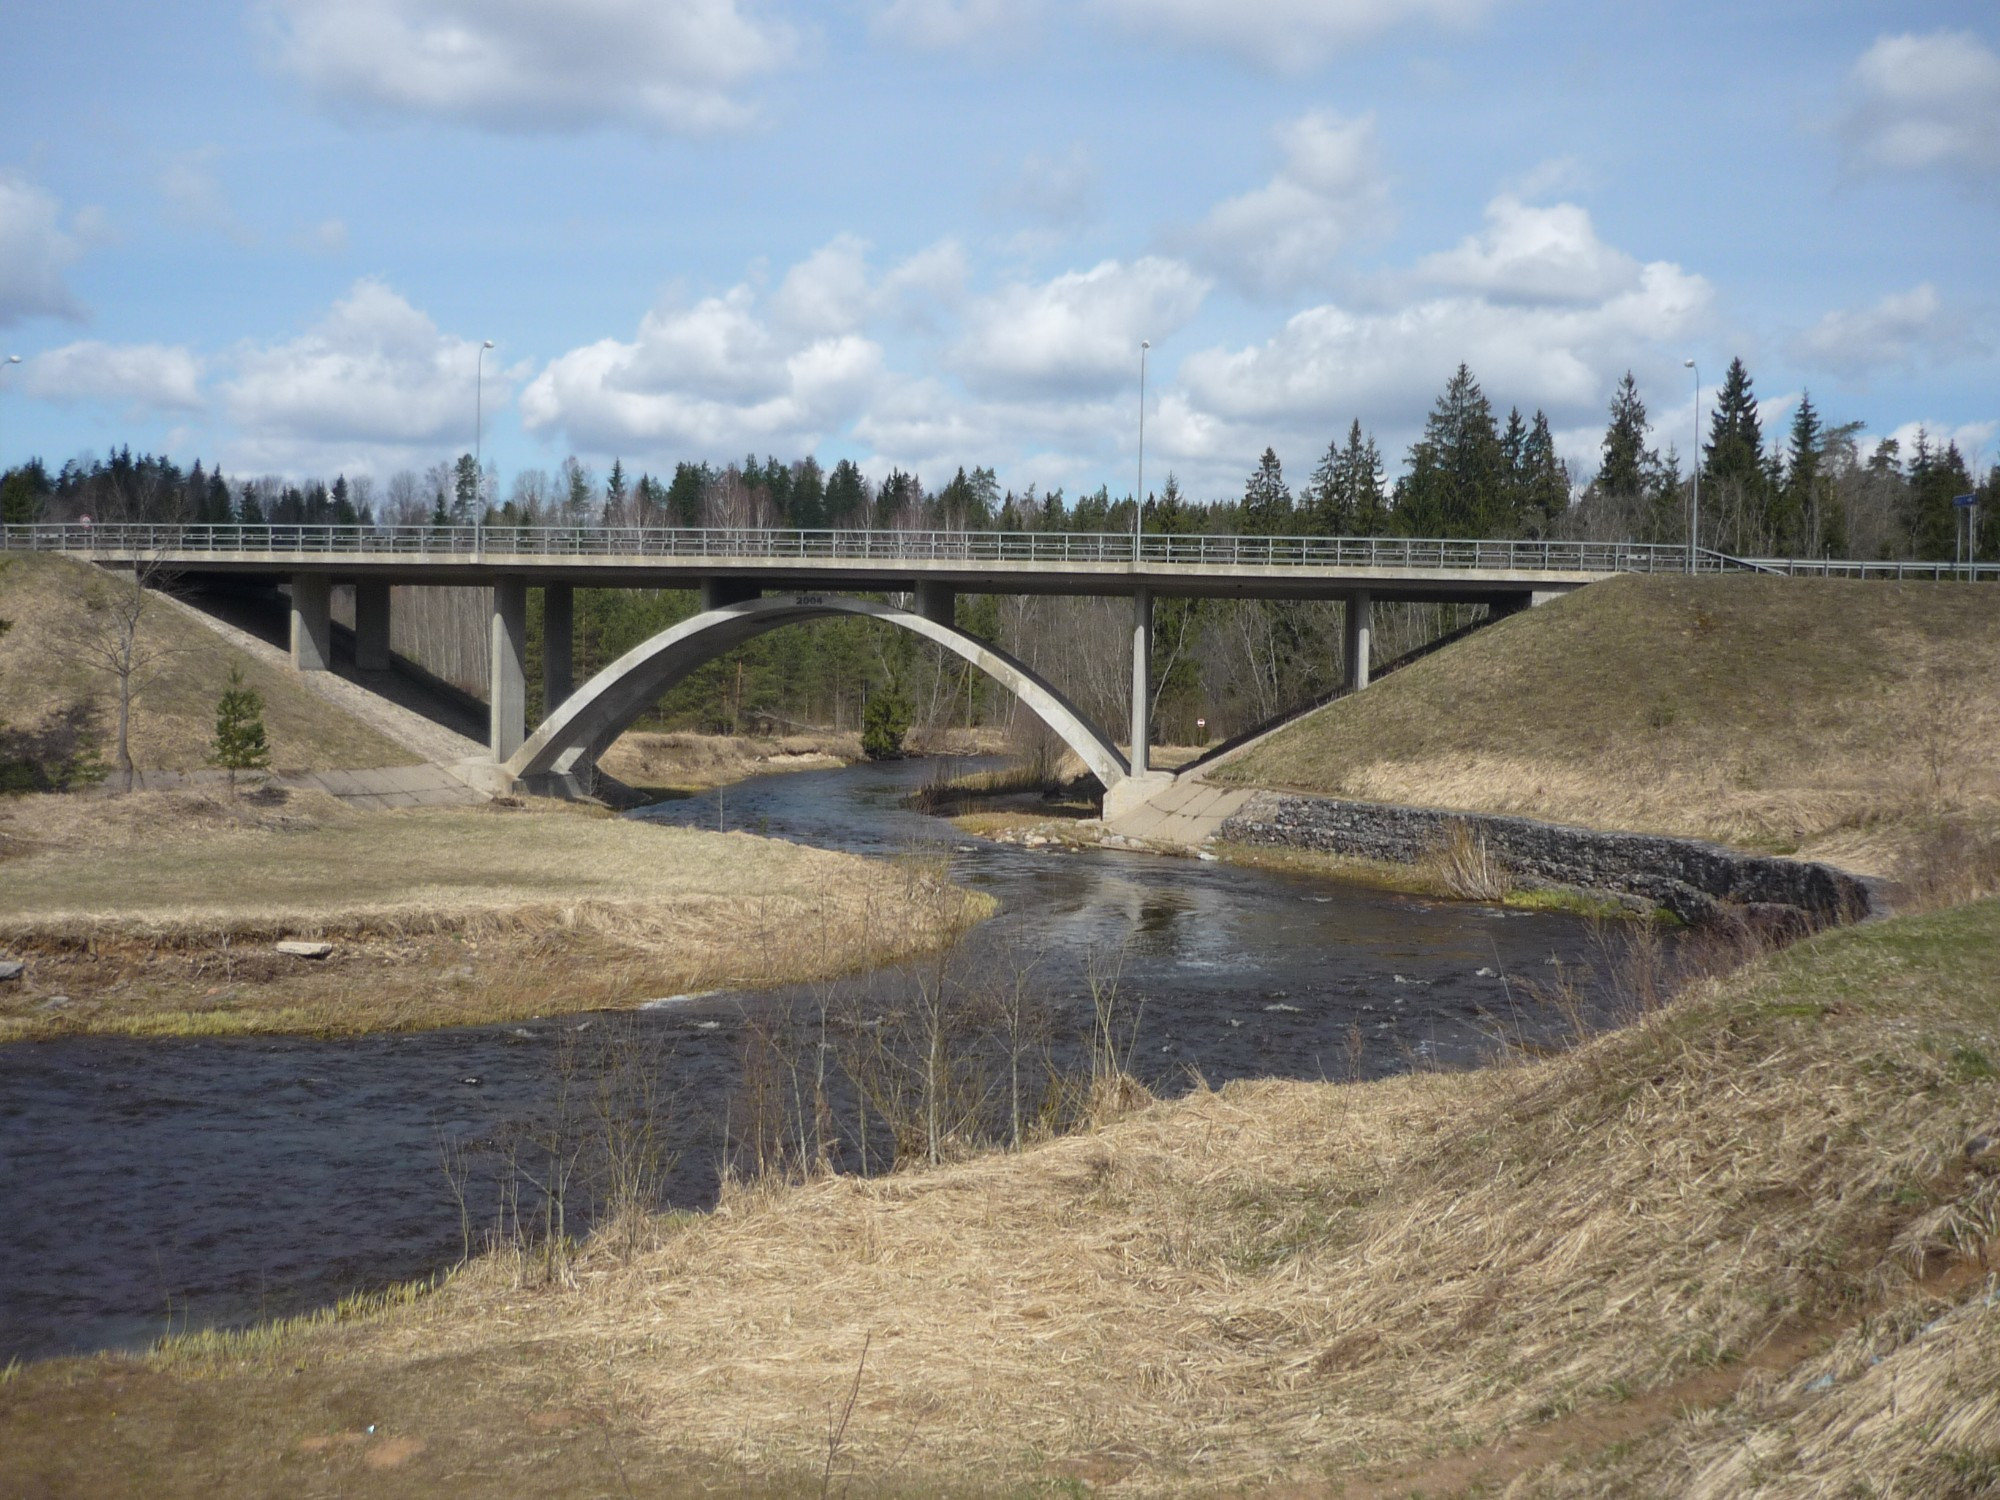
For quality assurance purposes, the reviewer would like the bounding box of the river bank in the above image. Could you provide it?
[0,786,990,1041]
[6,891,1995,1498]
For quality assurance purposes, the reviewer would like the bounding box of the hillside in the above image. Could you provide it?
[0,551,415,778]
[1212,574,2000,873]
[4,895,1997,1496]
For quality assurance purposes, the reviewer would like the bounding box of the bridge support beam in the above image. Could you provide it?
[699,576,761,611]
[491,577,527,761]
[1131,586,1153,776]
[915,580,955,627]
[1344,589,1372,693]
[354,580,392,672]
[290,573,331,673]
[543,584,574,713]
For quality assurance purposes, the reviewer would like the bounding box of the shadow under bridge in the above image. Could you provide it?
[504,592,1131,796]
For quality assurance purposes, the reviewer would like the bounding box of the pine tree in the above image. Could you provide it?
[666,462,708,528]
[208,665,270,795]
[1903,430,1973,561]
[604,459,628,525]
[1394,365,1504,537]
[1241,448,1293,535]
[824,460,868,528]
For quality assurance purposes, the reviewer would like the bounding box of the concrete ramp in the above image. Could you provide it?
[1104,776,1253,849]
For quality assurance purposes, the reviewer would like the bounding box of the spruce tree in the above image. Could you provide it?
[1781,393,1823,554]
[1394,365,1504,537]
[1520,412,1570,537]
[208,665,271,795]
[1702,357,1767,549]
[1241,449,1292,535]
[452,453,480,521]
[1598,372,1651,500]
[1304,434,1347,535]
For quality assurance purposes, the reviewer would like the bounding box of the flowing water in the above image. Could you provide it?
[0,758,1625,1363]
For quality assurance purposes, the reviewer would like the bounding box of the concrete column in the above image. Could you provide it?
[290,573,331,673]
[1130,586,1153,776]
[1343,589,1372,693]
[354,580,392,672]
[699,576,761,611]
[490,577,527,761]
[542,584,574,714]
[914,580,955,627]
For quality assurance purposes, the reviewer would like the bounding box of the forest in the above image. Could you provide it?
[4,358,1992,749]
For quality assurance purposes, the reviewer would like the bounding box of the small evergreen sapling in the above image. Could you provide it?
[209,665,271,793]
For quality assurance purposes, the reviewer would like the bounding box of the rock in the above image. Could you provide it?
[0,960,23,982]
[441,964,475,982]
[458,1075,482,1087]
[38,995,70,1011]
[276,941,333,959]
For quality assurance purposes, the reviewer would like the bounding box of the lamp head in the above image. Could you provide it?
[1683,358,1695,369]
[1141,340,1151,350]
[482,340,495,349]
[5,355,19,364]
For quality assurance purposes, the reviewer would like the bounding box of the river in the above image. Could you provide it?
[0,757,1623,1363]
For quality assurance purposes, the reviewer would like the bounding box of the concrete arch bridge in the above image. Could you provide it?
[509,590,1133,802]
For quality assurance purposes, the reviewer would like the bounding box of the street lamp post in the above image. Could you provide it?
[475,339,495,518]
[1134,340,1150,559]
[1684,359,1700,573]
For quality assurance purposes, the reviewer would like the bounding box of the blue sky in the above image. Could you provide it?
[2,0,1995,503]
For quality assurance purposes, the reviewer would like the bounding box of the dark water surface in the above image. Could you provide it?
[1,758,1617,1362]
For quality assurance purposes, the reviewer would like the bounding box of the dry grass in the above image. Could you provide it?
[9,895,1996,1497]
[1213,575,2000,875]
[0,551,416,773]
[0,788,990,1040]
[596,728,862,796]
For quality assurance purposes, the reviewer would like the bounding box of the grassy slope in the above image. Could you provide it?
[0,551,414,773]
[0,790,989,1039]
[5,899,1996,1497]
[1212,575,2000,872]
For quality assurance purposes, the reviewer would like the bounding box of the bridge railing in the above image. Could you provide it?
[4,522,1996,580]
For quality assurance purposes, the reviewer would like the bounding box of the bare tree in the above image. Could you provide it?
[53,556,188,790]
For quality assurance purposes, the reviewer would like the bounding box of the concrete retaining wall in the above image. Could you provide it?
[1217,791,1876,928]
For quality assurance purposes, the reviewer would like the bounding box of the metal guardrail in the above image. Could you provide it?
[3,523,1994,579]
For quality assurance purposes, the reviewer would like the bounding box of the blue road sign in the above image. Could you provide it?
[1954,493,1978,507]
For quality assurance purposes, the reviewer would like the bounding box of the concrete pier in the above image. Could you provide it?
[542,584,573,713]
[290,574,331,672]
[490,577,527,760]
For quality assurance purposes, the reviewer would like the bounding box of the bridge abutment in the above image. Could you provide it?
[491,577,527,760]
[290,574,332,673]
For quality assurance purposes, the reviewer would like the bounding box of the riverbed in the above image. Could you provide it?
[0,757,1624,1363]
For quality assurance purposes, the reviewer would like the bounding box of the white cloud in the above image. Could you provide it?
[520,248,893,456]
[952,257,1208,395]
[0,172,88,327]
[24,341,204,411]
[996,145,1097,230]
[1188,112,1389,297]
[1411,195,1641,305]
[220,279,511,468]
[294,217,350,255]
[1841,30,2000,179]
[1791,283,1987,379]
[1093,0,1488,70]
[259,0,794,133]
[1164,229,1710,479]
[158,148,255,244]
[870,0,1036,50]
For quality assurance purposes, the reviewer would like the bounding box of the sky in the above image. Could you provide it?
[2,0,1996,504]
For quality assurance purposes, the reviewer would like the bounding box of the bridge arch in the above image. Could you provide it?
[505,593,1130,791]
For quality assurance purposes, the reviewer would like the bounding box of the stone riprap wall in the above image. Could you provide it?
[1218,792,1876,928]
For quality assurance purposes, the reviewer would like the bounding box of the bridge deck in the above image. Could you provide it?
[21,523,1981,601]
